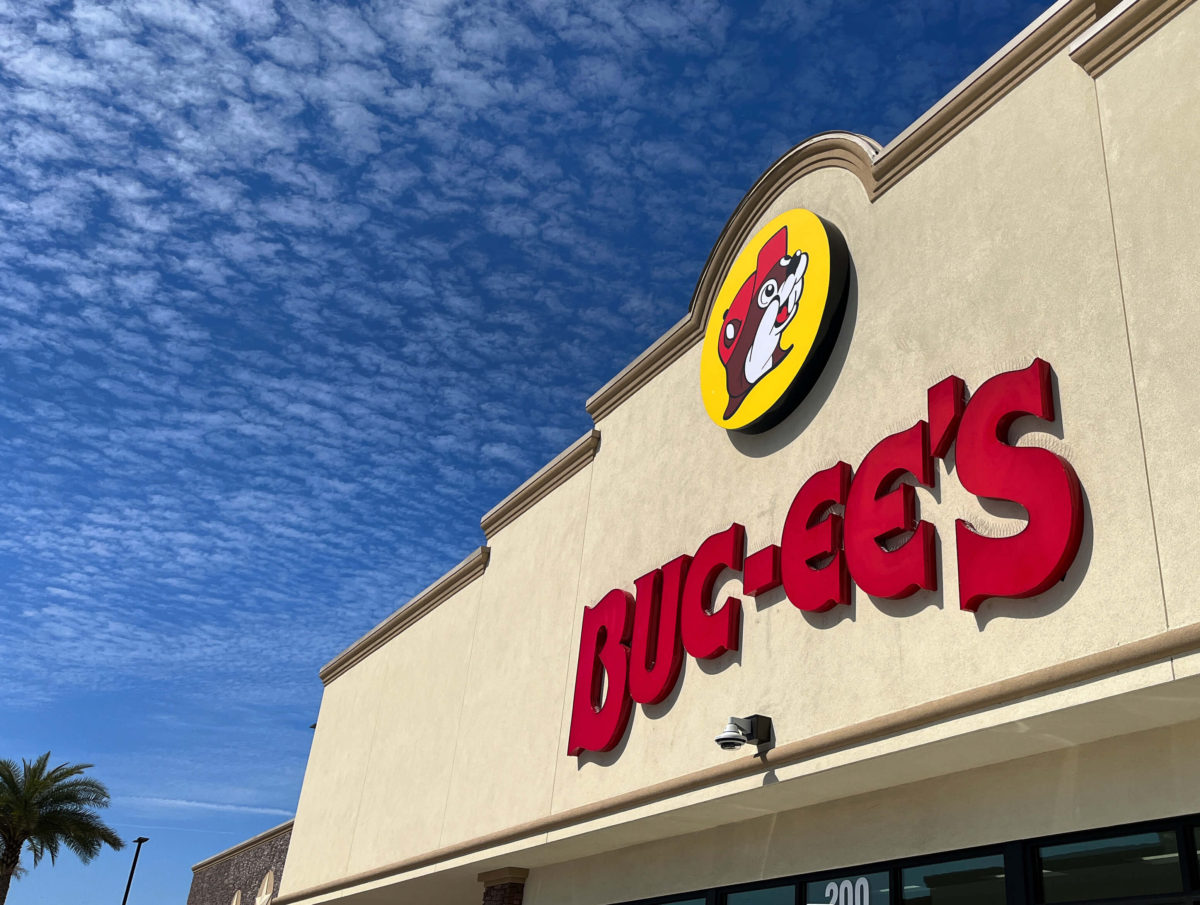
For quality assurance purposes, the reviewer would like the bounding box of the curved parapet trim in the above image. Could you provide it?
[586,0,1110,425]
[314,0,1121,687]
[586,131,880,423]
[686,131,880,324]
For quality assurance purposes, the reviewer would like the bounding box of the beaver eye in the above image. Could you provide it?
[757,279,778,307]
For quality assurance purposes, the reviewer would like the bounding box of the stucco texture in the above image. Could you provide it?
[1094,0,1200,628]
[525,716,1200,905]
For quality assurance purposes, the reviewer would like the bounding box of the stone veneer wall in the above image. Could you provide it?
[187,822,292,905]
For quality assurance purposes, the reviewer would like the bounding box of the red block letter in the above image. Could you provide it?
[955,359,1083,611]
[567,588,634,755]
[629,555,690,705]
[928,374,967,459]
[781,461,852,612]
[844,422,937,598]
[681,524,745,659]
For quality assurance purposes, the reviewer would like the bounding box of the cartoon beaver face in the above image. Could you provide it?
[717,226,808,419]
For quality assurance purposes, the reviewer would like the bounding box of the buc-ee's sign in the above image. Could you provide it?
[700,209,850,434]
[567,214,1083,757]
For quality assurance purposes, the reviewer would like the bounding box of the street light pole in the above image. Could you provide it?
[120,836,149,905]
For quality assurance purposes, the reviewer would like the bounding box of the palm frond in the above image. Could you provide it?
[0,752,124,877]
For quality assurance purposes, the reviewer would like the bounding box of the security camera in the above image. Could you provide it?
[715,720,749,750]
[714,714,772,751]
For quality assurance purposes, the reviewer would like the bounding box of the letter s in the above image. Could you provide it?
[955,359,1084,611]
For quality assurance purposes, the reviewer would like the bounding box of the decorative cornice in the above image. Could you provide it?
[275,621,1200,905]
[481,430,600,540]
[317,432,596,680]
[319,546,491,684]
[317,432,598,680]
[585,1,1117,425]
[872,0,1103,194]
[312,0,1126,671]
[1069,0,1196,77]
[191,820,293,873]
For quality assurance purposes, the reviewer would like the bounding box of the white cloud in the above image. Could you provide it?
[122,797,295,816]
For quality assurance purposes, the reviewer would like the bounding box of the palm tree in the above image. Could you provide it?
[0,753,124,905]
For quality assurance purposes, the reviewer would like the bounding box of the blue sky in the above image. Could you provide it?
[0,0,1047,901]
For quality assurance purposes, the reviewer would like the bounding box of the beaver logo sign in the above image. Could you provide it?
[700,209,850,433]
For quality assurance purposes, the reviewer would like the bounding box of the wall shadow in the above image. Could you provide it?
[799,582,857,630]
[576,707,634,770]
[868,529,945,618]
[973,483,1093,630]
[696,637,743,675]
[752,583,788,611]
[642,655,688,721]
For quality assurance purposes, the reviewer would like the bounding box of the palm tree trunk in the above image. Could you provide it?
[0,866,13,905]
[0,843,20,905]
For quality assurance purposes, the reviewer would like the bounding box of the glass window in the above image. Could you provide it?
[804,871,888,905]
[901,853,1005,904]
[727,885,793,905]
[1038,830,1182,902]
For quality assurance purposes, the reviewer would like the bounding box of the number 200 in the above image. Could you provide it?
[824,878,869,905]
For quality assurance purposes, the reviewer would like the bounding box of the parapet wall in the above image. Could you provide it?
[187,821,292,905]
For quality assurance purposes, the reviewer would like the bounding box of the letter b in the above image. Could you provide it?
[567,589,634,755]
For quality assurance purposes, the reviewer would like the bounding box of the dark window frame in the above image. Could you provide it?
[1026,813,1200,905]
[609,812,1200,905]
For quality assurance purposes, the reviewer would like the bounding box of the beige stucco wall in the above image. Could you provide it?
[527,715,1200,905]
[281,7,1200,900]
[1093,0,1200,629]
[551,48,1163,811]
[440,466,593,844]
[284,578,484,892]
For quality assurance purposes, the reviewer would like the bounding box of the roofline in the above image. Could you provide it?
[310,0,1184,682]
[191,819,294,873]
[586,0,1106,422]
[1068,0,1195,76]
[481,430,600,540]
[320,546,490,684]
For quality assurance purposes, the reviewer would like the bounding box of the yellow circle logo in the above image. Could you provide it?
[700,209,850,433]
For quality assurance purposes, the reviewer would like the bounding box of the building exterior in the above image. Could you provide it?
[195,1,1200,903]
[187,821,291,905]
